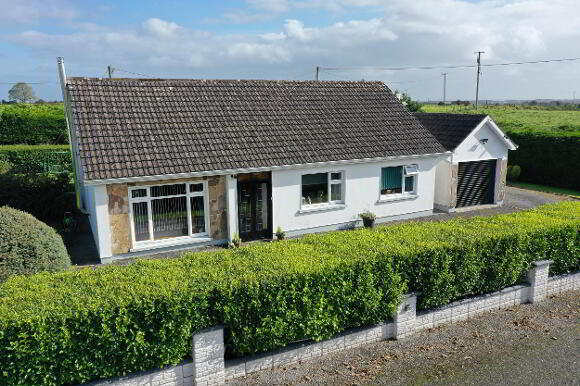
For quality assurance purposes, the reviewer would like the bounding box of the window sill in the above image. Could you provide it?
[377,194,418,203]
[298,203,346,214]
[131,235,212,252]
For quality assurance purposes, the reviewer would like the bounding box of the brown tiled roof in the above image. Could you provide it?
[414,112,487,151]
[66,78,446,181]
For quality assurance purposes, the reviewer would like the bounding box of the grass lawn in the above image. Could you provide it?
[509,181,580,198]
[421,104,580,133]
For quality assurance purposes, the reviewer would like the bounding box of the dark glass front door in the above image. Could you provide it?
[238,173,272,241]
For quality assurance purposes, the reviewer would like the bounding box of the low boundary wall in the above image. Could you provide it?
[86,260,580,386]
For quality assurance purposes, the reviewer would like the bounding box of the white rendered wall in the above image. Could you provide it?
[453,122,509,163]
[226,175,238,242]
[85,185,112,258]
[84,185,98,244]
[434,157,453,208]
[271,157,441,234]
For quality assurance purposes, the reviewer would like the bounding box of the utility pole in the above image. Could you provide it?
[107,65,114,79]
[474,51,484,109]
[442,72,447,104]
[315,66,320,81]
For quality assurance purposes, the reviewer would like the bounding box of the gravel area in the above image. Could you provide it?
[227,290,580,386]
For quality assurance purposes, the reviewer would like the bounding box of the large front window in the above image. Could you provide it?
[380,165,418,197]
[301,171,344,207]
[128,182,209,245]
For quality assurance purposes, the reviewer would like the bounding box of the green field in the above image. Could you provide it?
[421,105,580,134]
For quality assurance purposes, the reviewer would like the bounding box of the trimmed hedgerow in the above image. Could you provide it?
[0,202,579,385]
[0,172,75,222]
[0,145,72,175]
[0,104,67,145]
[508,130,580,190]
[301,201,579,309]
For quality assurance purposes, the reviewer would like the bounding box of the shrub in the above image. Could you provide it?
[0,145,72,175]
[0,159,11,174]
[0,206,70,282]
[502,131,580,190]
[507,165,521,181]
[0,104,67,145]
[0,202,578,385]
[0,173,76,221]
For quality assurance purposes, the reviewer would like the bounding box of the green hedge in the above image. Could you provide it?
[0,202,579,385]
[506,131,580,190]
[0,173,76,222]
[0,104,67,145]
[0,145,72,175]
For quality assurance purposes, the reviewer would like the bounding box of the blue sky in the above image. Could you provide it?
[1,0,579,101]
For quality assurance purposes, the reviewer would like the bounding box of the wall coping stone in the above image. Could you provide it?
[532,260,554,267]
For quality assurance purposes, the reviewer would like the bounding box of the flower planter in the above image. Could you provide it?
[362,218,375,228]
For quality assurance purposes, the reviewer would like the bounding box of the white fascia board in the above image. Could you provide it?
[83,151,452,186]
[453,116,518,152]
[486,117,518,150]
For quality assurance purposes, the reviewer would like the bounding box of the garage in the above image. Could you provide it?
[456,159,496,207]
[415,113,518,212]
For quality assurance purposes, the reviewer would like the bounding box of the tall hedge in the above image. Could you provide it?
[0,104,67,145]
[0,145,72,175]
[0,202,579,385]
[0,173,75,222]
[508,130,580,190]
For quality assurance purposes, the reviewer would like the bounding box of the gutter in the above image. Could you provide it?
[83,151,452,186]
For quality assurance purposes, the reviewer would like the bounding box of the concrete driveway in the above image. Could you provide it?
[504,186,571,209]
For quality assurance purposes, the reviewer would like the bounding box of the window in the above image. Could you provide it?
[381,165,418,197]
[301,171,344,207]
[128,182,209,246]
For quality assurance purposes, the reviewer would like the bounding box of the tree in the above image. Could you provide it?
[8,82,36,103]
[394,90,423,112]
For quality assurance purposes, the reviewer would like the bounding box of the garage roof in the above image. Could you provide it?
[413,113,488,151]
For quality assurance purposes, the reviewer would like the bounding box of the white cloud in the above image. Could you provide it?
[0,0,78,24]
[142,18,183,37]
[4,0,580,101]
[228,42,292,63]
[284,19,312,41]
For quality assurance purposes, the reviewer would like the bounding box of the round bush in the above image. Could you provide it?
[507,165,521,181]
[0,206,70,282]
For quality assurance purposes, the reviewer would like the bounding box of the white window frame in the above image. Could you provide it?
[301,171,345,210]
[128,181,210,249]
[379,164,418,200]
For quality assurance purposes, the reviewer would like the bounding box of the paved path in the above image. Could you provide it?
[227,290,580,386]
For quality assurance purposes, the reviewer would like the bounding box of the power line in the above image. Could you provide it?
[112,67,156,78]
[0,82,59,85]
[319,56,580,73]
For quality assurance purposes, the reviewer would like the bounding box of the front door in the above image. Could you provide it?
[237,172,272,241]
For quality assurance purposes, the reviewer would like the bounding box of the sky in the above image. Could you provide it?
[1,0,580,102]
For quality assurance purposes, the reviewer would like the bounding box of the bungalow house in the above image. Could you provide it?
[57,58,515,263]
